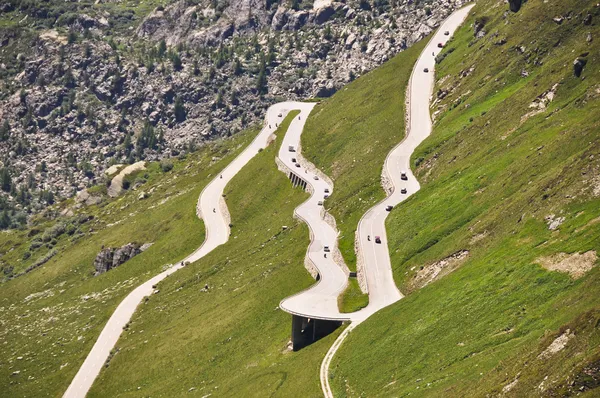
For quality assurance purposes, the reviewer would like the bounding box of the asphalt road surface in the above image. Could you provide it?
[276,102,353,321]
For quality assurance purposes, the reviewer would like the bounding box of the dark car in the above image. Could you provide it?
[291,158,297,163]
[375,236,382,244]
[437,43,444,48]
[295,163,301,168]
[386,205,393,211]
[401,171,408,180]
[424,68,429,73]
[324,246,330,252]
[444,31,450,36]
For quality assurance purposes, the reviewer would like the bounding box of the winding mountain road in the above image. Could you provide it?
[65,5,472,396]
[320,5,474,397]
[62,103,301,398]
[276,102,353,321]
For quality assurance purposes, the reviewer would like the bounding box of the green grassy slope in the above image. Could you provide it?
[0,130,255,397]
[329,0,600,396]
[302,39,427,271]
[302,39,426,312]
[87,111,339,397]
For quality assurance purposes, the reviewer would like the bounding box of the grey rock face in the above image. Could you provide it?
[0,0,468,221]
[508,0,523,13]
[94,243,142,275]
[573,57,587,77]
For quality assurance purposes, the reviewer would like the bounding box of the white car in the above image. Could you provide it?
[400,171,408,180]
[313,175,319,180]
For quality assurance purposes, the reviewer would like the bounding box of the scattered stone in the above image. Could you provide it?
[75,189,102,207]
[545,214,565,230]
[140,242,154,252]
[538,329,575,359]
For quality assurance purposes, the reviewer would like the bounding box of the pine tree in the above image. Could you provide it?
[256,52,267,95]
[172,52,182,71]
[123,133,133,156]
[233,58,242,75]
[158,40,167,58]
[0,210,10,229]
[0,168,11,192]
[0,120,10,141]
[174,96,186,122]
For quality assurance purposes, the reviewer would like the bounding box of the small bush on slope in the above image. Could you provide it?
[88,112,340,397]
[330,0,600,396]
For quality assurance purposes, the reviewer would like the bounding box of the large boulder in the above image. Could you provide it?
[573,57,587,77]
[112,243,141,268]
[315,6,336,24]
[508,0,524,12]
[271,7,288,30]
[94,243,142,275]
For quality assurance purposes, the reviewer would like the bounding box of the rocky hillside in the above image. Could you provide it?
[0,0,465,228]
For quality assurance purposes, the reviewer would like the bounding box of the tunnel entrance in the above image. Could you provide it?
[290,315,342,351]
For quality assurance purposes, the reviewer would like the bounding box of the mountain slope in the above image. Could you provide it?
[324,0,600,396]
[0,130,255,396]
[86,112,336,397]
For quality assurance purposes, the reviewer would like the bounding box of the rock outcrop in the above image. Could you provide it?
[0,0,468,223]
[508,0,525,13]
[574,57,587,77]
[94,243,142,275]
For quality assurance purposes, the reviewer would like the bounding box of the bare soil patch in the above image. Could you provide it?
[536,251,598,279]
[409,250,469,291]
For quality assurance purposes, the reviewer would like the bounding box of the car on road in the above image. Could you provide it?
[291,157,296,163]
[313,175,319,180]
[324,246,330,252]
[324,188,330,193]
[324,194,329,199]
[424,68,429,73]
[295,163,301,168]
[375,236,382,244]
[401,171,408,180]
[289,145,295,152]
[318,201,323,206]
[401,188,408,194]
[278,113,282,117]
[437,42,444,48]
[444,31,450,35]
[386,205,393,211]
